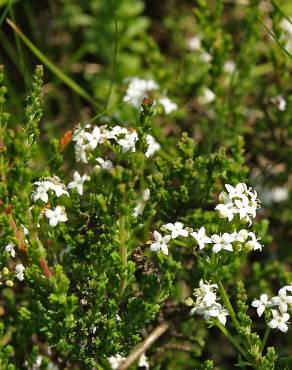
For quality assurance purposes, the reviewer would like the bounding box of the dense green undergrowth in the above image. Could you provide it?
[0,0,291,369]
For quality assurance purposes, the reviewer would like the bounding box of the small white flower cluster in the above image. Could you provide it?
[32,177,69,203]
[2,243,25,286]
[215,183,260,224]
[252,284,292,333]
[72,124,160,164]
[123,77,177,114]
[149,183,263,256]
[32,177,69,228]
[186,280,229,325]
[108,353,149,369]
[150,222,188,255]
[270,95,287,112]
[68,171,88,195]
[132,188,150,218]
[187,35,212,63]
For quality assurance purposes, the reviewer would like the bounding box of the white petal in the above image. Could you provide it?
[161,244,169,255]
[268,319,278,329]
[257,305,265,317]
[278,322,288,332]
[49,218,58,227]
[212,244,222,253]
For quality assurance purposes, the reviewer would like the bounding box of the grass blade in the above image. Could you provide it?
[6,18,103,110]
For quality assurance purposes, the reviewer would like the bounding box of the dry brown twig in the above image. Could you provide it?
[118,322,169,370]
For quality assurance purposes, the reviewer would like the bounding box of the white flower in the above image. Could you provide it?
[280,18,292,53]
[68,171,88,195]
[72,128,87,145]
[215,197,237,222]
[32,181,51,203]
[124,77,158,108]
[138,354,149,369]
[246,232,263,251]
[216,183,259,224]
[150,231,171,255]
[271,187,289,202]
[84,126,105,150]
[282,284,292,293]
[191,226,212,250]
[22,225,29,235]
[158,97,177,114]
[200,52,212,63]
[15,264,25,281]
[232,229,248,243]
[132,189,150,217]
[51,183,69,198]
[224,60,236,74]
[163,222,188,239]
[204,306,229,325]
[96,157,113,170]
[117,131,139,153]
[211,233,234,253]
[271,95,287,111]
[74,142,88,163]
[271,288,292,313]
[251,294,271,317]
[268,310,290,333]
[197,88,215,105]
[190,280,229,326]
[187,35,202,51]
[45,206,68,227]
[145,134,160,158]
[107,125,128,140]
[5,243,16,258]
[108,354,125,370]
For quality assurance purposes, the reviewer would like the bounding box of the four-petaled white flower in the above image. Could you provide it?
[271,288,292,313]
[32,181,50,203]
[268,310,290,333]
[150,231,171,255]
[211,233,234,253]
[84,126,105,150]
[191,227,212,250]
[96,157,113,170]
[45,206,68,227]
[15,264,25,281]
[163,222,188,239]
[204,306,229,326]
[117,131,139,153]
[5,243,16,258]
[68,171,88,195]
[251,294,271,317]
[215,195,237,222]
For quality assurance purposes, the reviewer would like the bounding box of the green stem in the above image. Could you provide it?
[260,326,270,353]
[217,322,250,362]
[172,239,188,247]
[214,275,240,329]
[119,212,127,297]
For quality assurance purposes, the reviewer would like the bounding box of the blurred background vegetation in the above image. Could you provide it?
[0,0,291,368]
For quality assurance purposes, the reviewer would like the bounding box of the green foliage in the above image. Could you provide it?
[0,0,291,369]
